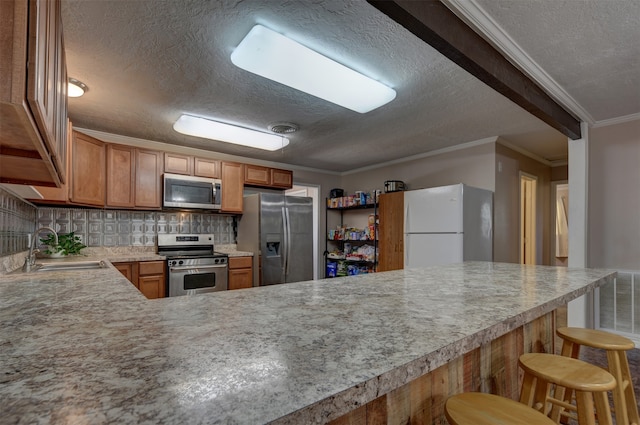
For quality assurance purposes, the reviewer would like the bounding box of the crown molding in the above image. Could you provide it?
[342,136,499,176]
[592,112,640,128]
[441,0,594,125]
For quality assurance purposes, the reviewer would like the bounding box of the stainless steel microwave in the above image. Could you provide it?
[163,173,222,210]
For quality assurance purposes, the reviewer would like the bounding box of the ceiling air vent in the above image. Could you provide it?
[268,122,299,134]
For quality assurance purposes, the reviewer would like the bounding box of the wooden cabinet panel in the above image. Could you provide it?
[115,260,165,299]
[106,144,135,208]
[229,256,253,269]
[27,0,58,156]
[138,275,165,299]
[228,268,253,290]
[271,168,293,189]
[113,261,138,288]
[377,191,404,272]
[138,260,165,276]
[244,164,271,186]
[221,161,244,214]
[135,149,163,209]
[228,256,253,290]
[164,152,192,175]
[30,119,72,203]
[194,157,220,178]
[0,0,67,187]
[70,132,105,206]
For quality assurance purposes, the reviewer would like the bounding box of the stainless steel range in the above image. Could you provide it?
[157,234,228,297]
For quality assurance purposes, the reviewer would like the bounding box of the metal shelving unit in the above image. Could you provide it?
[324,199,377,278]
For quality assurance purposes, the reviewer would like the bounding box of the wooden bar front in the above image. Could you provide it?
[331,309,563,424]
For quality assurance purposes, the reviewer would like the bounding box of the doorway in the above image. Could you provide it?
[520,173,538,264]
[286,184,319,280]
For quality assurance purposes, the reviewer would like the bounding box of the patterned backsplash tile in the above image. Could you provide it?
[0,185,237,258]
[0,188,37,257]
[36,208,236,248]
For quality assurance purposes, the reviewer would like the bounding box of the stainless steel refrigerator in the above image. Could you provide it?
[237,193,313,285]
[404,184,493,268]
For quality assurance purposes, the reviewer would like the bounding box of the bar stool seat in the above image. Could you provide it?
[556,327,639,425]
[445,392,557,425]
[519,353,617,425]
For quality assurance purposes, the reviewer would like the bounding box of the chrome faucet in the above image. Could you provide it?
[23,227,58,272]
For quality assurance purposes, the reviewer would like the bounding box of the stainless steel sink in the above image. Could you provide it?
[33,260,108,272]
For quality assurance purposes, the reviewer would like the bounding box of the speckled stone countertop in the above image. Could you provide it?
[0,262,614,424]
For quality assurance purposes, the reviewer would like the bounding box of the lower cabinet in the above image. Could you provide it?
[228,256,253,290]
[113,260,166,299]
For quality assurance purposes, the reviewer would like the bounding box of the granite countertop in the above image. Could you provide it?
[0,262,614,424]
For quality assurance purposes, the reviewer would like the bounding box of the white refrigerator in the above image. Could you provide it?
[404,184,493,268]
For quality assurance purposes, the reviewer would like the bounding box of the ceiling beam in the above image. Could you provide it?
[367,0,582,140]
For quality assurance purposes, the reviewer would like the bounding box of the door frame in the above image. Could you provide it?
[519,172,538,264]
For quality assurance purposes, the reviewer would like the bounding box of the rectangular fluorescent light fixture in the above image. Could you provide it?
[173,115,289,151]
[231,25,396,113]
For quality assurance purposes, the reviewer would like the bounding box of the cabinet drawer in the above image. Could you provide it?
[229,256,253,269]
[139,260,165,276]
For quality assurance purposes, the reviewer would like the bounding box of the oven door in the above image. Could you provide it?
[168,263,228,296]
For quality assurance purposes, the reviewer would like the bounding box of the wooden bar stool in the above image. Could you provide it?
[557,327,639,425]
[519,353,616,425]
[445,392,557,425]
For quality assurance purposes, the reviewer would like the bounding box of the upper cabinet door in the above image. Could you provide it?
[70,132,106,206]
[221,161,243,214]
[244,164,271,186]
[271,168,293,189]
[106,144,135,208]
[135,149,163,209]
[26,0,58,149]
[164,152,192,175]
[194,157,221,179]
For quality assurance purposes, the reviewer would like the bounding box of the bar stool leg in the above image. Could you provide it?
[607,349,640,425]
[593,390,614,425]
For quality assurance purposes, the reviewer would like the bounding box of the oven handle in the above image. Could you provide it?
[169,264,227,272]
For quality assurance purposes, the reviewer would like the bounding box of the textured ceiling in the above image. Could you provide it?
[61,0,640,173]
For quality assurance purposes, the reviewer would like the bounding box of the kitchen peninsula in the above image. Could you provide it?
[0,261,614,424]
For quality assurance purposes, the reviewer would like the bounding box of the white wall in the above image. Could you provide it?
[342,141,496,195]
[588,118,640,270]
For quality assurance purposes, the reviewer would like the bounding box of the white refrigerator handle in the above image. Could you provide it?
[285,207,291,276]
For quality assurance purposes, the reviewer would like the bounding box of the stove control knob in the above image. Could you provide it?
[178,260,184,265]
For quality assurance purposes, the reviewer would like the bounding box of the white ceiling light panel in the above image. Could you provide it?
[231,25,396,113]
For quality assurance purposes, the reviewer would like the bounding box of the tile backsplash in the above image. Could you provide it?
[36,208,236,247]
[0,188,37,256]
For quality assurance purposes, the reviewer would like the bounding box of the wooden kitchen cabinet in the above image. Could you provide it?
[221,161,244,213]
[0,0,68,187]
[271,168,293,189]
[135,148,163,209]
[228,256,253,290]
[244,164,271,186]
[244,164,293,189]
[164,152,221,179]
[377,191,404,272]
[138,260,165,299]
[29,119,73,203]
[106,144,135,208]
[114,262,137,287]
[194,157,220,178]
[114,260,166,299]
[164,152,192,175]
[70,132,106,206]
[105,144,162,209]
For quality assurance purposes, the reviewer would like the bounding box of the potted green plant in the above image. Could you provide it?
[40,232,86,257]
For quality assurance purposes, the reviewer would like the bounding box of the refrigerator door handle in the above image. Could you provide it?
[281,207,288,275]
[285,207,292,276]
